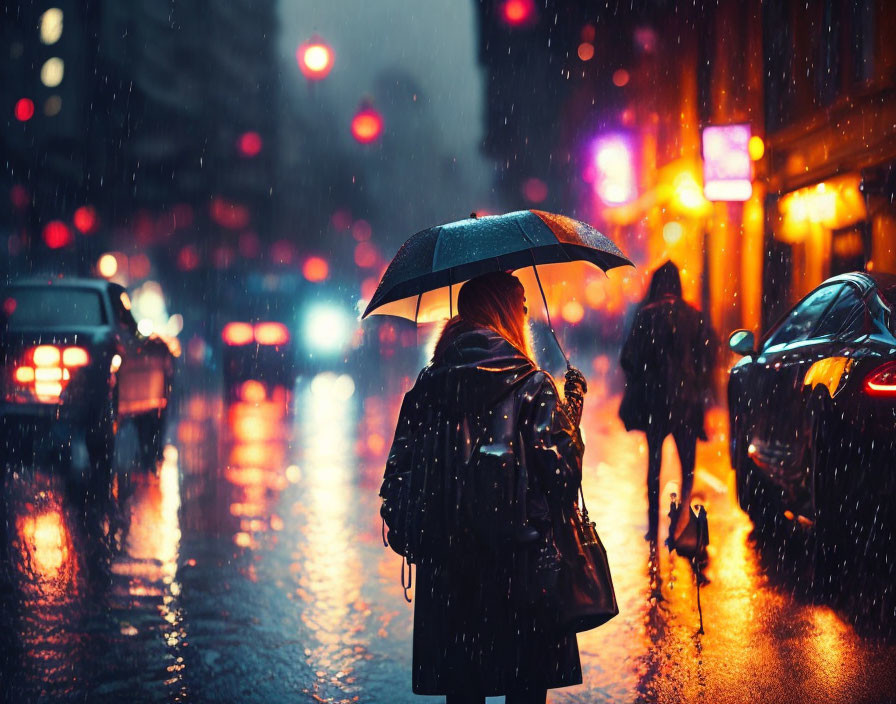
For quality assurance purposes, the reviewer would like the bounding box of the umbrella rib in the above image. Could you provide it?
[413,292,422,324]
[527,248,570,369]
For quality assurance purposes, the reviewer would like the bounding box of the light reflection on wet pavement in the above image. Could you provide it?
[2,363,895,703]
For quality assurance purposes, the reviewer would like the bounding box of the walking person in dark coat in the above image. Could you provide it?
[382,271,589,704]
[619,261,717,545]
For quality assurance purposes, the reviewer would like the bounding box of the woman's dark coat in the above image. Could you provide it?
[383,325,583,696]
[619,261,717,438]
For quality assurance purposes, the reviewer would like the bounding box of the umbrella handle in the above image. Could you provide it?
[529,253,571,370]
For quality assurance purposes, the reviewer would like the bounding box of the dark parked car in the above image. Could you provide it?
[1,278,176,470]
[727,271,896,569]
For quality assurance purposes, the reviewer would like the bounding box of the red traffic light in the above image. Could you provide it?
[297,39,333,80]
[73,205,97,233]
[500,0,536,27]
[237,131,263,157]
[43,221,72,249]
[351,106,383,144]
[14,98,35,122]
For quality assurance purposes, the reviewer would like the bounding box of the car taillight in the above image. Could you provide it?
[13,345,90,401]
[863,361,896,397]
[62,346,89,367]
[222,322,254,346]
[254,322,289,346]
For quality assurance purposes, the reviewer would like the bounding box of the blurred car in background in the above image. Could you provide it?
[1,278,176,471]
[221,319,294,404]
[727,271,896,571]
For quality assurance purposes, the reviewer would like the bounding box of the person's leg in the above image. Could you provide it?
[445,694,485,704]
[646,425,665,542]
[670,425,697,540]
[505,688,547,704]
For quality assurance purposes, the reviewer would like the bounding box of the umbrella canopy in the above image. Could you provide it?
[362,210,633,323]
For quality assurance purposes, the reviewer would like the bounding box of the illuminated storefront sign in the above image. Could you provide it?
[777,174,866,243]
[702,124,753,202]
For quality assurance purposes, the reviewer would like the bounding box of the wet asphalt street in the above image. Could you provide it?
[1,363,896,704]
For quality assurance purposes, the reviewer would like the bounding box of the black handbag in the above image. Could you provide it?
[555,486,619,633]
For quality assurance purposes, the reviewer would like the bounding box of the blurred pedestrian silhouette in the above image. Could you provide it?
[619,261,717,545]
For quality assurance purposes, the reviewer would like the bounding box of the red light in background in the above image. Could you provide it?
[43,221,72,249]
[361,277,379,300]
[222,322,254,346]
[330,209,353,231]
[10,185,29,210]
[354,241,379,268]
[73,205,97,233]
[254,322,290,346]
[500,0,536,27]
[129,253,151,279]
[62,347,90,367]
[577,43,595,62]
[297,39,333,80]
[177,245,200,271]
[351,106,383,144]
[351,219,372,241]
[14,98,34,122]
[270,240,295,265]
[612,69,630,87]
[581,24,596,42]
[210,198,250,229]
[522,177,548,203]
[302,256,329,282]
[237,131,263,157]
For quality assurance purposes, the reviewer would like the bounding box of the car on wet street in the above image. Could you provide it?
[727,271,896,572]
[1,278,176,471]
[221,318,295,403]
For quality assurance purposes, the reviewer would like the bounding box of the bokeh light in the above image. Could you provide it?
[14,98,34,122]
[302,256,329,282]
[42,221,72,249]
[297,40,333,80]
[98,253,118,278]
[237,131,263,157]
[612,69,630,87]
[351,107,383,144]
[73,205,97,233]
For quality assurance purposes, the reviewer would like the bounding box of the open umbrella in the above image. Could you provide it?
[362,209,633,364]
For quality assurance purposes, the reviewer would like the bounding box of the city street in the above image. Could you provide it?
[2,363,894,704]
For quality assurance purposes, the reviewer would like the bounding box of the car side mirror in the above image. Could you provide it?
[728,329,755,356]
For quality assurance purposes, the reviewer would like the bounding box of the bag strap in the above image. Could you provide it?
[578,484,591,522]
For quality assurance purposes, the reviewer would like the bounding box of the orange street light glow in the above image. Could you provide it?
[302,256,330,282]
[351,108,383,144]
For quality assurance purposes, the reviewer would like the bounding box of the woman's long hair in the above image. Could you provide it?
[432,271,535,363]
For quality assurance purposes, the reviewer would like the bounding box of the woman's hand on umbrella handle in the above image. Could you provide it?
[564,366,588,397]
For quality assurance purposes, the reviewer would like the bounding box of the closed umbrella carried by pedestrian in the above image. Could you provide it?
[361,209,633,365]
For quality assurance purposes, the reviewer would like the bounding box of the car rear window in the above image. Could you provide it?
[2,288,106,328]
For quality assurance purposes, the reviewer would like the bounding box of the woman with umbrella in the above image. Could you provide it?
[369,211,630,703]
[388,271,588,703]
